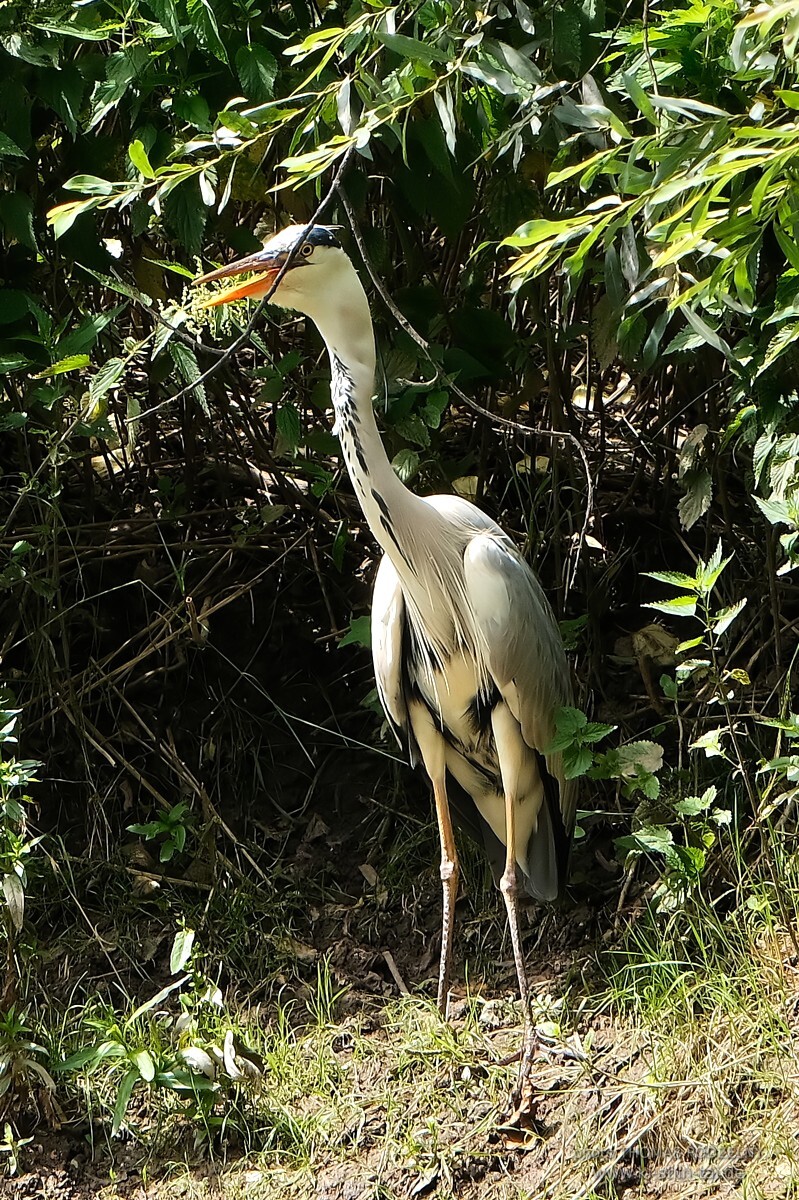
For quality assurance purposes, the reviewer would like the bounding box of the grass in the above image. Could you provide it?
[6,824,799,1200]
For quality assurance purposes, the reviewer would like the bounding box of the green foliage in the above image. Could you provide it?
[4,0,799,1174]
[0,711,41,998]
[127,801,195,863]
[617,784,732,910]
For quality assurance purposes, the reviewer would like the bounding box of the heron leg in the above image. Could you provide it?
[431,775,459,1015]
[492,704,537,1101]
[408,702,459,1016]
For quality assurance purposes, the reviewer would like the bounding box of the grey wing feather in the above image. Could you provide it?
[463,532,577,840]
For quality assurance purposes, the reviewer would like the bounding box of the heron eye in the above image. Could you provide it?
[300,243,313,258]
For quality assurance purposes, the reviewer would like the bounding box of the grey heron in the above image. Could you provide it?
[195,225,576,1079]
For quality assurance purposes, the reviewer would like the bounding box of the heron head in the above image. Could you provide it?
[194,224,345,312]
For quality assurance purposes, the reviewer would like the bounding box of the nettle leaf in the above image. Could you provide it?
[616,740,664,776]
[0,132,25,158]
[236,44,278,102]
[554,706,588,736]
[163,180,207,256]
[169,343,208,412]
[754,494,792,527]
[713,597,747,636]
[186,0,228,61]
[678,468,713,531]
[644,594,697,617]
[617,824,674,857]
[644,570,699,590]
[563,745,593,779]
[690,729,727,758]
[34,354,90,378]
[421,389,449,428]
[90,357,125,404]
[0,192,37,251]
[392,448,420,482]
[275,404,302,455]
[146,0,182,39]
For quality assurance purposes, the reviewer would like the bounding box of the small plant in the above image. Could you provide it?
[127,800,195,863]
[616,785,732,911]
[645,541,749,721]
[0,708,42,1006]
[0,1123,33,1177]
[547,707,664,799]
[0,1007,56,1122]
[57,930,263,1139]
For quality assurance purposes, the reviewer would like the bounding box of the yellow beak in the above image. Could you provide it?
[193,251,283,307]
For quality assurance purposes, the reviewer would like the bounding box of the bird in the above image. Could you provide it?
[194,224,576,1079]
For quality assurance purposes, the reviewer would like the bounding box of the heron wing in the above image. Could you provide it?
[462,532,577,889]
[371,555,418,765]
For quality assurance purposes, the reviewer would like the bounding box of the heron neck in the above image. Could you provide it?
[306,288,428,566]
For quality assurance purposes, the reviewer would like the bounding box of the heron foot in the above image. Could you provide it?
[499,1027,540,1131]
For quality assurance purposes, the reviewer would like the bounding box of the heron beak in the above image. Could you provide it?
[193,251,284,307]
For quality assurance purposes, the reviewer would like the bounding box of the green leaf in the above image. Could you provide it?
[713,598,747,636]
[129,1048,155,1082]
[111,1067,139,1136]
[145,0,182,39]
[0,192,37,252]
[163,180,207,256]
[2,873,24,931]
[90,357,126,405]
[63,174,116,196]
[580,721,616,744]
[392,448,420,482]
[276,404,301,455]
[169,343,208,411]
[776,88,799,109]
[621,70,657,124]
[129,139,155,178]
[34,354,90,378]
[616,824,674,856]
[48,197,102,239]
[563,745,593,778]
[554,706,588,736]
[644,570,699,590]
[170,927,195,974]
[421,390,449,428]
[186,0,228,62]
[236,44,278,103]
[339,616,371,648]
[754,495,792,527]
[644,595,697,617]
[690,729,727,758]
[376,31,450,64]
[0,132,25,158]
[678,468,713,531]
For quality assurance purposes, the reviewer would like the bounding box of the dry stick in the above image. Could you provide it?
[133,145,357,423]
[31,533,308,724]
[334,185,595,594]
